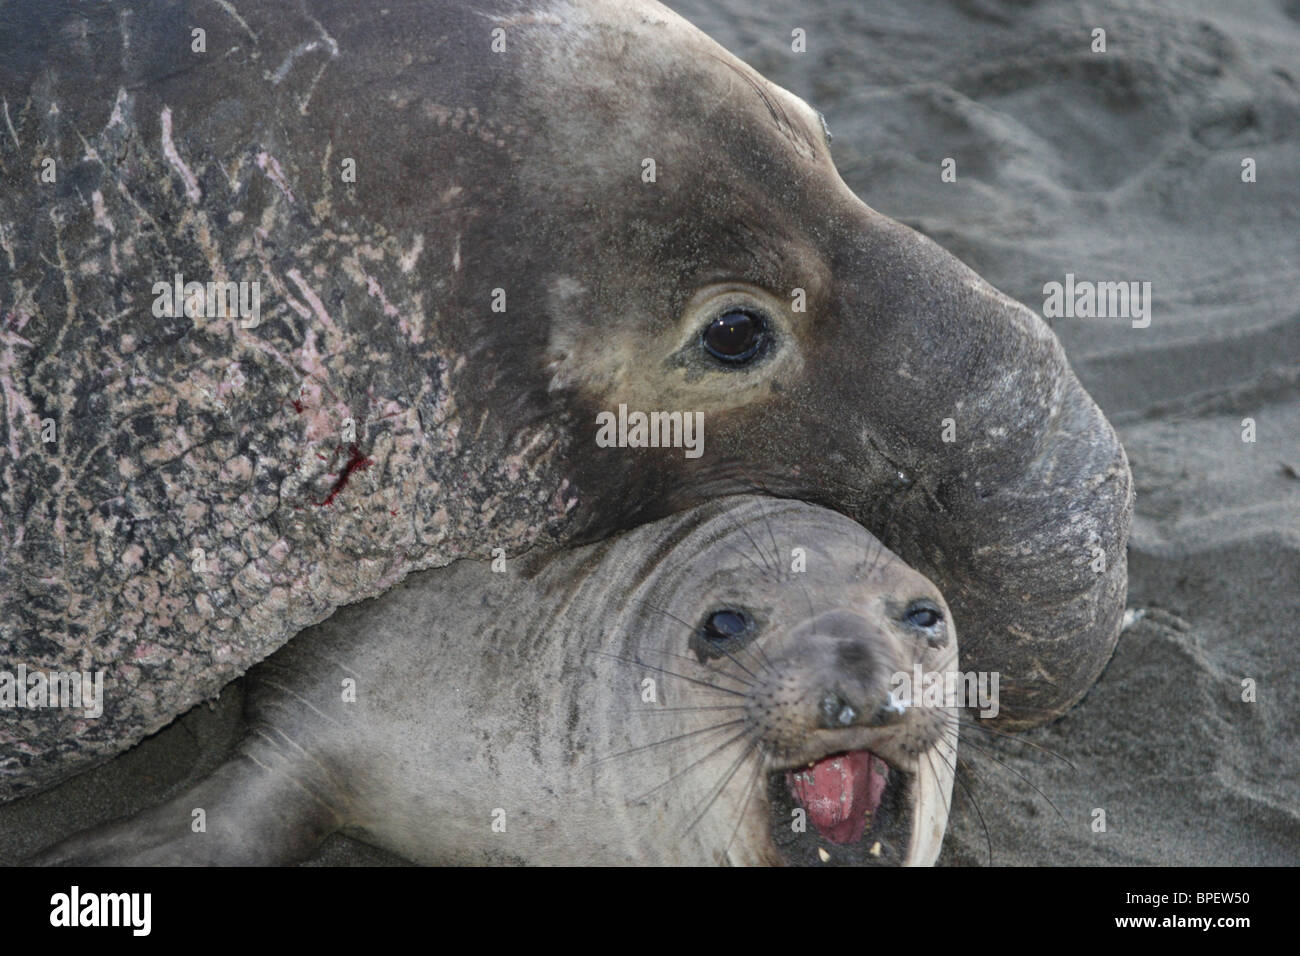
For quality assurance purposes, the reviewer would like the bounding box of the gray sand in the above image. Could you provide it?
[2,0,1297,865]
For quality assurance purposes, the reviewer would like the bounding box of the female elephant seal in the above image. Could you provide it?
[1,0,1130,799]
[32,497,957,866]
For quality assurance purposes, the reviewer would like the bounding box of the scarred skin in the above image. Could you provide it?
[0,0,1131,799]
[31,497,958,866]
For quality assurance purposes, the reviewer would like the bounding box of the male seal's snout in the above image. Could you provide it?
[810,205,1134,731]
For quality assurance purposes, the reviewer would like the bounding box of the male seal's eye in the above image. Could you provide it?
[904,603,942,629]
[701,310,766,363]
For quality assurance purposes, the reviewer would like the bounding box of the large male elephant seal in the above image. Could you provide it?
[32,497,958,866]
[0,0,1131,799]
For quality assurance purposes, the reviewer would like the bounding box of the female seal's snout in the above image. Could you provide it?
[751,608,915,749]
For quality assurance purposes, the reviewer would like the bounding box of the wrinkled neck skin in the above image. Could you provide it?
[0,0,581,798]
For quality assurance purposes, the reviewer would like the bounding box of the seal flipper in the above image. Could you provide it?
[27,744,344,866]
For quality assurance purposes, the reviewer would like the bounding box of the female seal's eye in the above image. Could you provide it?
[704,609,748,641]
[904,603,942,629]
[692,608,755,662]
[701,310,766,363]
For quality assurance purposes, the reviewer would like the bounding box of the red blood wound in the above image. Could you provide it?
[313,443,374,506]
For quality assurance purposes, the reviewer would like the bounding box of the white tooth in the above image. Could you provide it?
[817,847,831,863]
[869,842,882,857]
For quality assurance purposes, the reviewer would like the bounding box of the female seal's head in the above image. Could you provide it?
[586,494,959,865]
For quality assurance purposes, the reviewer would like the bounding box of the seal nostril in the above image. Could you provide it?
[819,692,859,729]
[869,699,907,726]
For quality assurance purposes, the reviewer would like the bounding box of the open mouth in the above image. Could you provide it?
[766,749,915,866]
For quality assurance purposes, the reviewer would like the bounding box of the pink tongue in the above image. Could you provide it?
[786,751,888,845]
